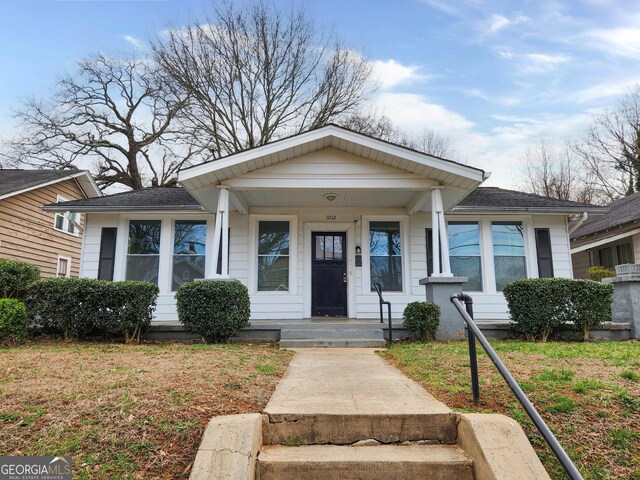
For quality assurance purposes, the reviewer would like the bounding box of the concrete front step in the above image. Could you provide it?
[262,413,457,445]
[279,338,385,348]
[257,444,474,480]
[280,327,384,339]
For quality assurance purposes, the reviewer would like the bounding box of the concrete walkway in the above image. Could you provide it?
[264,348,451,416]
[262,348,458,446]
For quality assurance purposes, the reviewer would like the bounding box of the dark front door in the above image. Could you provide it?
[312,232,347,317]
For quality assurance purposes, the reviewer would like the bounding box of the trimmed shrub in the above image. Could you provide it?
[176,280,250,343]
[570,280,613,342]
[403,301,441,341]
[587,266,616,282]
[27,278,158,342]
[0,259,39,299]
[504,278,613,342]
[0,298,28,345]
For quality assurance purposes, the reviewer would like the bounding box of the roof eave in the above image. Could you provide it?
[450,206,609,214]
[42,204,204,213]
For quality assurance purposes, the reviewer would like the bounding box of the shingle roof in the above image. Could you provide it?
[45,184,608,214]
[43,187,203,212]
[570,191,640,239]
[0,169,85,198]
[453,187,608,213]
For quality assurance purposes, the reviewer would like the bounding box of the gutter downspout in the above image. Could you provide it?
[569,212,588,235]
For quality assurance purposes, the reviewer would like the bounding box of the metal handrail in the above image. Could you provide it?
[450,292,584,480]
[374,283,393,347]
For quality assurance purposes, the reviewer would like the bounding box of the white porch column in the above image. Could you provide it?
[431,188,441,276]
[208,185,230,278]
[435,188,452,276]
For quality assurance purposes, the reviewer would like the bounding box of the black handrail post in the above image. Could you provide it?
[450,293,584,480]
[463,294,480,404]
[374,283,393,348]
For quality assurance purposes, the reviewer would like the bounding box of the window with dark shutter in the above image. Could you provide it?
[97,227,117,281]
[534,228,554,278]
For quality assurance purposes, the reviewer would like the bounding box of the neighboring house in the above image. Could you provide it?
[570,191,640,278]
[45,125,606,323]
[0,169,101,277]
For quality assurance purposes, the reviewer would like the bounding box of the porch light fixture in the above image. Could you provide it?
[324,193,338,202]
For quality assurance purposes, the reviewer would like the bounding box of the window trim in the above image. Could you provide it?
[447,220,484,292]
[249,214,298,295]
[170,219,208,292]
[362,215,409,295]
[56,255,71,278]
[125,219,162,286]
[491,220,528,292]
[53,195,80,236]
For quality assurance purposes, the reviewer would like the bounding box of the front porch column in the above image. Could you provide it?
[431,187,452,277]
[209,185,230,278]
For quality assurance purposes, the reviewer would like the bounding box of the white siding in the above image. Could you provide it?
[634,233,640,263]
[80,210,571,323]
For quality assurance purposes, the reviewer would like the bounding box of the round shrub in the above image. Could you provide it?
[176,280,250,343]
[0,259,39,299]
[403,301,440,341]
[587,266,616,282]
[0,298,28,345]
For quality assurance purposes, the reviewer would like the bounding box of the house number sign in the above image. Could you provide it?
[325,215,337,220]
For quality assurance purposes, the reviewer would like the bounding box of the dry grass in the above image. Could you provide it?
[0,341,292,479]
[382,341,640,480]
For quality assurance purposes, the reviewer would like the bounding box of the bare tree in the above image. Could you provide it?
[519,138,600,204]
[153,1,372,158]
[574,86,640,200]
[340,112,455,158]
[2,54,191,190]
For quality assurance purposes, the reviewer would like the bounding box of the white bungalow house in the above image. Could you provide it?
[45,125,607,331]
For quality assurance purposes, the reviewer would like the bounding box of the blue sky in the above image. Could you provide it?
[2,0,640,187]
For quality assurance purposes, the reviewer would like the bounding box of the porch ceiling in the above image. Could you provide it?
[188,185,470,214]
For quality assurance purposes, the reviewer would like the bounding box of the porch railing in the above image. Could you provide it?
[450,292,584,480]
[374,283,393,348]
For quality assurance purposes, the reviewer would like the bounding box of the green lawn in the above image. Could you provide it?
[0,342,292,479]
[382,341,640,480]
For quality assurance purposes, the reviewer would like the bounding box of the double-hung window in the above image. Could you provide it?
[172,220,207,291]
[257,221,290,291]
[126,220,161,285]
[448,222,482,291]
[492,222,526,291]
[53,195,78,235]
[369,221,402,291]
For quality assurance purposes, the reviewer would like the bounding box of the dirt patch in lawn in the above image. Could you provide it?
[0,341,292,479]
[382,341,640,480]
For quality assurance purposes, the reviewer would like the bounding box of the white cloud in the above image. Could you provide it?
[569,78,640,103]
[370,60,426,90]
[123,35,144,49]
[496,48,570,74]
[584,27,640,57]
[482,13,529,36]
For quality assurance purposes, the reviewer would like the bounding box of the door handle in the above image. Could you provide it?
[342,273,348,284]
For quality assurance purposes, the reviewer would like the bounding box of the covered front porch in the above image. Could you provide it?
[176,125,487,322]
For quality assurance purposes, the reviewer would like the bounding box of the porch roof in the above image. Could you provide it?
[177,124,488,213]
[44,186,608,215]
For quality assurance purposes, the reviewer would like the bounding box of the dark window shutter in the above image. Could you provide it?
[426,228,434,276]
[425,228,443,276]
[216,228,231,275]
[97,228,117,281]
[535,228,554,278]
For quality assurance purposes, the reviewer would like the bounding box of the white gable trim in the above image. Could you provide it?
[179,124,486,184]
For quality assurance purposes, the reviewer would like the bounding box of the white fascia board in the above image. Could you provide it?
[179,125,485,184]
[571,227,640,253]
[0,171,101,201]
